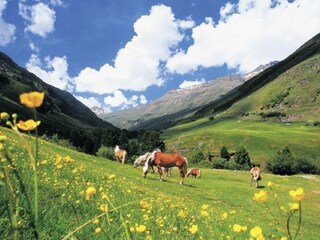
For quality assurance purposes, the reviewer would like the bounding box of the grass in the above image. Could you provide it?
[163,118,320,166]
[1,126,319,239]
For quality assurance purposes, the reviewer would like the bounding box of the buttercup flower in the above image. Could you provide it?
[20,92,45,108]
[233,224,242,233]
[100,204,108,212]
[140,200,151,209]
[201,204,209,210]
[289,187,304,201]
[289,202,299,211]
[109,174,116,179]
[253,190,268,203]
[250,226,262,238]
[135,224,146,233]
[86,186,96,197]
[201,210,209,217]
[221,212,228,220]
[16,120,41,131]
[0,112,9,121]
[189,224,198,234]
[177,210,187,219]
[267,181,273,187]
[95,227,102,234]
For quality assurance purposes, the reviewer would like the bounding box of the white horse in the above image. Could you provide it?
[114,145,127,164]
[134,152,155,172]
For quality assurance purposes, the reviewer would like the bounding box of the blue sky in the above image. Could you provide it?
[1,0,319,112]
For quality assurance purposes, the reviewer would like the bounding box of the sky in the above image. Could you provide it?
[1,0,319,113]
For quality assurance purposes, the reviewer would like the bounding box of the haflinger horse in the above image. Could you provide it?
[187,168,201,178]
[133,152,154,173]
[114,145,127,164]
[143,149,188,184]
[250,166,262,188]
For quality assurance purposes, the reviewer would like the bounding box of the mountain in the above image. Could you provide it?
[91,106,110,116]
[100,63,275,130]
[194,33,320,120]
[0,51,119,153]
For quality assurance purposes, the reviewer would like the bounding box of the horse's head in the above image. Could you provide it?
[114,145,119,153]
[133,157,140,168]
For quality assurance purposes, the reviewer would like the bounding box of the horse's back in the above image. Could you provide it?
[155,152,186,167]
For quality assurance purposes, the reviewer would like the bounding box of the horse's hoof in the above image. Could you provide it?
[179,182,184,185]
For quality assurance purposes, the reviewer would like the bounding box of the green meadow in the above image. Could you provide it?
[163,118,320,167]
[1,125,319,239]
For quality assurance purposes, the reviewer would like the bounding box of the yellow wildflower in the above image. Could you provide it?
[201,210,209,217]
[221,212,228,220]
[233,224,242,233]
[280,237,288,240]
[177,210,187,219]
[109,174,116,179]
[289,202,299,211]
[20,92,45,108]
[289,187,304,201]
[100,204,108,212]
[242,225,247,231]
[101,193,107,200]
[135,224,146,233]
[0,112,9,121]
[129,227,135,232]
[95,227,102,234]
[140,200,151,209]
[250,226,262,238]
[267,181,273,187]
[93,219,99,224]
[189,224,198,234]
[253,190,268,203]
[16,120,41,131]
[86,186,96,197]
[201,204,209,210]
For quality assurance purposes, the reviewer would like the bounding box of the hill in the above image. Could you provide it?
[0,51,120,153]
[0,126,319,239]
[194,33,320,121]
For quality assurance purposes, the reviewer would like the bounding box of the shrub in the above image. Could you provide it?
[96,146,114,160]
[293,158,318,174]
[220,146,230,160]
[212,158,228,169]
[191,150,205,164]
[234,146,251,168]
[266,146,295,175]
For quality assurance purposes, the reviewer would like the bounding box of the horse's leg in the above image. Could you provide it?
[178,166,186,184]
[157,166,164,181]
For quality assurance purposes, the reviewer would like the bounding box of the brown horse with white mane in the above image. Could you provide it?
[143,150,188,184]
[114,145,127,164]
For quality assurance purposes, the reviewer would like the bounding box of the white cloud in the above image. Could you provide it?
[26,54,72,90]
[166,0,320,73]
[103,90,148,109]
[19,2,56,37]
[0,0,16,46]
[179,79,205,89]
[74,5,188,94]
[74,95,102,108]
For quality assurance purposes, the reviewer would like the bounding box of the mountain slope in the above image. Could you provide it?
[194,33,320,120]
[0,51,119,152]
[101,62,275,130]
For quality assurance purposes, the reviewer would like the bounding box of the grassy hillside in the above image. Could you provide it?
[1,126,319,239]
[221,54,320,121]
[195,33,320,121]
[163,119,320,166]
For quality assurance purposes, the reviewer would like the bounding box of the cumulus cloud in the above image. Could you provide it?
[74,5,193,94]
[179,79,205,89]
[75,95,101,108]
[0,0,16,46]
[103,90,148,109]
[19,2,56,37]
[26,54,72,90]
[166,0,320,73]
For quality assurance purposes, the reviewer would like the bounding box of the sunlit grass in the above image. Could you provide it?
[1,125,319,239]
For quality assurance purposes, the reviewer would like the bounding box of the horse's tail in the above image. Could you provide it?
[183,157,188,175]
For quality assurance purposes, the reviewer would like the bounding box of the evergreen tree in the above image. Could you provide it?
[220,146,230,160]
[234,146,251,168]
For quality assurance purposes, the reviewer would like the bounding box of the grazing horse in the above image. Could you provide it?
[114,145,127,164]
[143,150,188,184]
[187,168,201,178]
[250,166,262,188]
[133,152,154,173]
